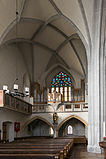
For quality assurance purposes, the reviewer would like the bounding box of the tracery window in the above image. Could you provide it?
[51,72,72,102]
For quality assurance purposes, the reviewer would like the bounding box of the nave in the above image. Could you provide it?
[0,0,106,155]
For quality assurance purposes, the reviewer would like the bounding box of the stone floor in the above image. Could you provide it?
[70,144,104,159]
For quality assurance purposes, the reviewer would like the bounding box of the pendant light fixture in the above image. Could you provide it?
[13,0,19,92]
[3,0,29,98]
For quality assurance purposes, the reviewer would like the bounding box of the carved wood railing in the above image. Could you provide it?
[0,90,32,114]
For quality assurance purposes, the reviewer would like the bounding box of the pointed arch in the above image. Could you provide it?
[45,64,76,88]
[57,115,88,131]
[21,116,54,132]
[51,71,72,87]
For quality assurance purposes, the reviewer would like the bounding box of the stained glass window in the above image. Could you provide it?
[51,72,72,102]
[51,72,72,88]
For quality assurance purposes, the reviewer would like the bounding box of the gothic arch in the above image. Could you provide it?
[21,116,54,132]
[45,64,76,88]
[57,115,88,131]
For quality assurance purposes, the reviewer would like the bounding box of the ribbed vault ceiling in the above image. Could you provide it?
[0,0,91,81]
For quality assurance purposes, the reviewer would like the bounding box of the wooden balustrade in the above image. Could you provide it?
[0,90,32,114]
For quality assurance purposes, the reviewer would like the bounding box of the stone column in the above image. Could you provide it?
[80,104,83,111]
[72,104,74,111]
[0,122,2,140]
[104,53,106,137]
[53,112,58,138]
[87,0,106,153]
[53,123,58,138]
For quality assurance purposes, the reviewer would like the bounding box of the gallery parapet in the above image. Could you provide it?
[32,102,88,113]
[0,90,32,114]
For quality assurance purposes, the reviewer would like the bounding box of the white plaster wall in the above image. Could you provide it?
[0,108,31,139]
[0,107,88,139]
[18,43,33,82]
[20,112,88,137]
[67,69,84,88]
[0,44,30,92]
[21,112,88,130]
[58,112,88,126]
[21,126,32,137]
[32,122,50,136]
[33,45,52,86]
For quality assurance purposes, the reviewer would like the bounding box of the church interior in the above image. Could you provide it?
[0,0,106,158]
